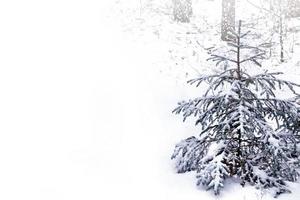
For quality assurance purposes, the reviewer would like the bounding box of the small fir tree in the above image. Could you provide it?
[171,20,300,197]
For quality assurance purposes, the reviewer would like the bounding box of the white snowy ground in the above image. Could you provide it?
[1,0,300,200]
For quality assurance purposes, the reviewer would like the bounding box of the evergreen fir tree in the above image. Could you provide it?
[171,20,300,197]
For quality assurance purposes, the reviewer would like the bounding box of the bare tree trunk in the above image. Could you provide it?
[287,0,300,18]
[221,0,235,41]
[279,8,285,62]
[173,0,193,23]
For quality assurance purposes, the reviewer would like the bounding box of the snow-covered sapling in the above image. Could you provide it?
[171,20,300,197]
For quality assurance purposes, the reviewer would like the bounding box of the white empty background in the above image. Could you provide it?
[0,1,176,199]
[0,1,138,199]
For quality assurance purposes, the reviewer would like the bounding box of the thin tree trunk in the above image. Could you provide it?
[237,20,241,80]
[287,0,300,18]
[221,0,235,41]
[279,0,285,62]
[280,12,284,62]
[173,0,193,23]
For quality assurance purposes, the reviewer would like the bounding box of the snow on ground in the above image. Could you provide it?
[1,0,300,200]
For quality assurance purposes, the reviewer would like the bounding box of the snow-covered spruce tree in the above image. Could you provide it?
[171,20,300,197]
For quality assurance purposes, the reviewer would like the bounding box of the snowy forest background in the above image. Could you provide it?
[1,0,300,200]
